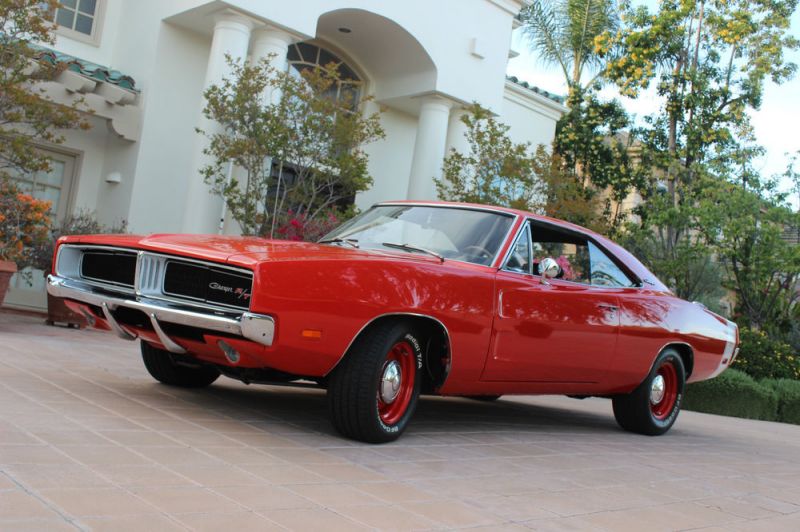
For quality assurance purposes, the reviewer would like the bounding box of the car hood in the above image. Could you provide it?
[57,234,444,268]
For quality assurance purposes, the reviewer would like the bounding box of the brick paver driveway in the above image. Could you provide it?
[2,311,800,531]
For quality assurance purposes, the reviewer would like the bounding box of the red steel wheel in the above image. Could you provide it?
[328,320,423,443]
[612,348,686,436]
[377,341,416,426]
[649,360,678,420]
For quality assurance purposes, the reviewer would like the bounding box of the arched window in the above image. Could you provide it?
[287,42,361,109]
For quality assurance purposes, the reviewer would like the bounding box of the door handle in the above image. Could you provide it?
[597,303,618,311]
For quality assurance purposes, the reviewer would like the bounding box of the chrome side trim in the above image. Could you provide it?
[328,312,453,386]
[101,302,137,341]
[47,274,275,347]
[149,313,187,354]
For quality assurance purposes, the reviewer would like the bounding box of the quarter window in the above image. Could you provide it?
[588,241,635,287]
[505,223,532,274]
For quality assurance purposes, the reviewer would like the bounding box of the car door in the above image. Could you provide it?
[481,220,624,383]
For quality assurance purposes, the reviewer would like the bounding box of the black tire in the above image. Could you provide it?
[613,348,685,436]
[140,341,220,388]
[465,395,502,402]
[328,320,423,443]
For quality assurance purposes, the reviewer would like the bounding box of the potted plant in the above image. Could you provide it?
[31,210,127,327]
[0,181,52,306]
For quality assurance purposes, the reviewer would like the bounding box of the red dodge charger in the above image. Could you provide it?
[48,201,738,442]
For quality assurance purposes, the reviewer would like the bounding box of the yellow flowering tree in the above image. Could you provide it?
[598,0,798,304]
[0,181,52,271]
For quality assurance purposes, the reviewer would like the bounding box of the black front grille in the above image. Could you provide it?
[163,260,252,310]
[81,250,137,287]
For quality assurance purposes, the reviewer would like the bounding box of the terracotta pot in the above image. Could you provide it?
[0,260,17,307]
[46,291,87,329]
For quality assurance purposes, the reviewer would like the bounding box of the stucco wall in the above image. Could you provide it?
[39,0,564,231]
[356,106,419,209]
[123,24,211,233]
[500,84,563,150]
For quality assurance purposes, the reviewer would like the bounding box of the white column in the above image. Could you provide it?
[182,10,255,234]
[406,97,452,200]
[445,106,470,158]
[220,27,295,236]
[250,27,295,104]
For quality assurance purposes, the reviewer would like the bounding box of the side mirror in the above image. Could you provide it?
[539,257,561,280]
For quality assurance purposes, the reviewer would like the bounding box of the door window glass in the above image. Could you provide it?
[530,223,590,283]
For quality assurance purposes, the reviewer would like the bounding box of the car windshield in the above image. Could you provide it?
[321,205,515,266]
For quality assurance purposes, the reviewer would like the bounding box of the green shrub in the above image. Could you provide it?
[732,328,800,380]
[684,369,778,421]
[763,379,800,425]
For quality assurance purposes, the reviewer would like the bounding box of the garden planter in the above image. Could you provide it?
[0,260,17,306]
[46,291,86,328]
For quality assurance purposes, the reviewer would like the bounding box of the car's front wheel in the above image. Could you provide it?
[612,348,685,435]
[328,320,423,443]
[140,341,220,388]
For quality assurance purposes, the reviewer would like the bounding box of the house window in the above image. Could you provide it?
[287,42,362,109]
[51,0,104,45]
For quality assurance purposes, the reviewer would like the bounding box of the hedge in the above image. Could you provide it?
[684,369,778,421]
[762,378,800,425]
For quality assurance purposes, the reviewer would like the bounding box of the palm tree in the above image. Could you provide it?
[521,0,618,93]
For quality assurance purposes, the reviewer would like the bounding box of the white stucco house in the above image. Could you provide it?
[6,0,567,310]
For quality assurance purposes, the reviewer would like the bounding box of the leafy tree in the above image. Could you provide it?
[553,88,644,233]
[436,104,545,211]
[199,55,384,238]
[522,1,640,233]
[0,0,90,182]
[693,164,799,331]
[598,0,798,304]
[599,0,798,217]
[620,189,727,306]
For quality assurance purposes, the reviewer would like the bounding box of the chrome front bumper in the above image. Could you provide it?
[46,274,275,350]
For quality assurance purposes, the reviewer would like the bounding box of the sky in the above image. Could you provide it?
[506,4,800,210]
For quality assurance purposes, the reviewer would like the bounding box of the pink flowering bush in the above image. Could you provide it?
[555,255,575,280]
[274,210,340,242]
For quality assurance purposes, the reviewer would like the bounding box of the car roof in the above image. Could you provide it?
[377,200,599,239]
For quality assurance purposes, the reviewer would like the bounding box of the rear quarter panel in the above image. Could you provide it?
[609,289,733,393]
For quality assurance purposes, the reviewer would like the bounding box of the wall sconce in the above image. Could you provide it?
[105,171,122,184]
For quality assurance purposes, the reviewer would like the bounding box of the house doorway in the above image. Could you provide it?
[4,149,78,311]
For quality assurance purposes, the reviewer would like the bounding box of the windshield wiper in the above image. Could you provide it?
[318,238,359,249]
[381,242,444,263]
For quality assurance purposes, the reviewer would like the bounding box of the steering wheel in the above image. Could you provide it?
[461,245,493,264]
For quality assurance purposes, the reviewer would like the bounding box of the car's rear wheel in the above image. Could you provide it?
[328,321,423,443]
[612,348,685,435]
[140,341,220,388]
